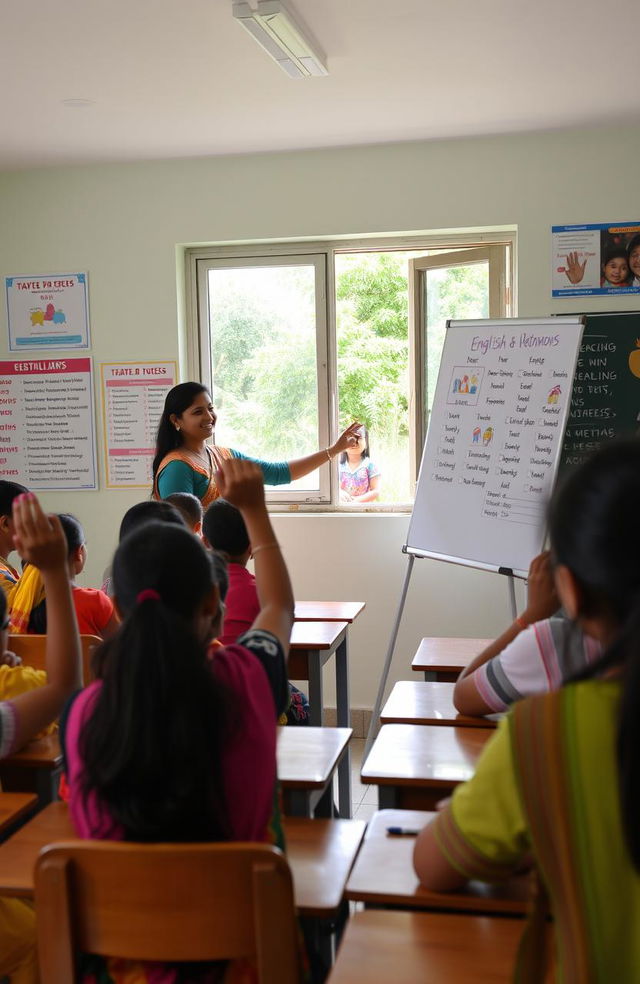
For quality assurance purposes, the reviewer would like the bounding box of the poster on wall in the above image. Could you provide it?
[552,223,640,297]
[101,361,177,489]
[0,358,97,490]
[5,273,90,351]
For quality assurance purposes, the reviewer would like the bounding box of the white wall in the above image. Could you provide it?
[0,123,638,707]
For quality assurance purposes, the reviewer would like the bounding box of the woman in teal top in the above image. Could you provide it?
[152,382,361,507]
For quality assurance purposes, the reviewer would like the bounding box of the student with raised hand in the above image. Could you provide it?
[0,492,82,984]
[62,458,294,982]
[0,479,29,594]
[453,550,601,716]
[414,441,640,981]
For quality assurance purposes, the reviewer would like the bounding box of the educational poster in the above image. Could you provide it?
[5,273,90,350]
[406,318,584,577]
[101,361,177,488]
[552,223,640,297]
[0,358,97,490]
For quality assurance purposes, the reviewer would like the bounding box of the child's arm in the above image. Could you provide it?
[215,459,294,656]
[6,494,81,751]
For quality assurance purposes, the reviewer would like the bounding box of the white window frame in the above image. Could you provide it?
[185,231,517,511]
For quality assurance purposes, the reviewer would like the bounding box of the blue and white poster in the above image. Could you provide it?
[552,223,640,297]
[5,272,90,351]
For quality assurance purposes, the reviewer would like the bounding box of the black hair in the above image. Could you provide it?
[80,521,232,842]
[602,246,629,269]
[118,500,186,542]
[627,233,640,264]
[548,440,640,870]
[0,480,28,518]
[165,492,203,529]
[28,513,85,633]
[339,426,370,465]
[210,551,229,603]
[203,499,250,558]
[152,382,210,485]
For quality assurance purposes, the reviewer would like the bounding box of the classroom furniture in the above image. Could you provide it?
[380,680,498,728]
[35,841,300,984]
[327,909,523,984]
[0,792,38,841]
[288,620,352,816]
[294,601,365,623]
[345,810,531,916]
[10,633,101,686]
[0,734,62,806]
[361,724,491,810]
[411,637,492,682]
[278,726,352,818]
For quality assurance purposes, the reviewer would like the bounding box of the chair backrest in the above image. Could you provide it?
[35,840,301,983]
[9,634,100,686]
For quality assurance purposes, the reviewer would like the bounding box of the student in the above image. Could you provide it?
[203,497,309,724]
[0,492,82,984]
[0,480,29,595]
[600,246,630,288]
[62,459,294,982]
[339,425,380,503]
[165,490,203,534]
[453,550,601,716]
[414,441,640,981]
[101,499,187,595]
[24,514,119,639]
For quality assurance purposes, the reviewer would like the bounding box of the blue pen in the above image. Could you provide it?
[386,826,420,836]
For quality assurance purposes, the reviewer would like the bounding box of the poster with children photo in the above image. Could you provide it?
[552,222,640,297]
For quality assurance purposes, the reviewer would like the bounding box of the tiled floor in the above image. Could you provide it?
[348,738,379,821]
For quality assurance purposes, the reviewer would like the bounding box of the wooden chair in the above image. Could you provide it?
[10,634,100,686]
[35,841,301,983]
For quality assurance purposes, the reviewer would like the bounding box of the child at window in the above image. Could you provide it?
[339,425,380,503]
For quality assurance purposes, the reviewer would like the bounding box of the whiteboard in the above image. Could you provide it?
[406,317,585,578]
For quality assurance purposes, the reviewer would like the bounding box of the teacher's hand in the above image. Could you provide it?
[331,422,362,457]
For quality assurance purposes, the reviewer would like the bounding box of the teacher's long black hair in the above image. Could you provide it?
[152,381,209,484]
[80,520,232,842]
[549,439,640,869]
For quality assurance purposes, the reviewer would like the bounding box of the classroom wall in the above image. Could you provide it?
[0,122,638,708]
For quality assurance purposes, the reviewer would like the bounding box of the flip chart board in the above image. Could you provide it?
[406,318,584,578]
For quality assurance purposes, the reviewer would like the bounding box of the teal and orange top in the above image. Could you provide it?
[430,680,640,983]
[154,446,291,508]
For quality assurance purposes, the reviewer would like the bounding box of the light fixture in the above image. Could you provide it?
[232,1,328,79]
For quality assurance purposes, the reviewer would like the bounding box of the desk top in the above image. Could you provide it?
[0,734,62,770]
[0,793,38,835]
[294,601,365,623]
[327,909,523,984]
[0,803,365,917]
[346,810,530,915]
[278,727,352,788]
[290,620,349,650]
[380,681,498,729]
[361,724,491,789]
[411,637,492,674]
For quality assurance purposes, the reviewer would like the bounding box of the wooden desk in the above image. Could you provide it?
[328,909,523,984]
[346,810,531,916]
[294,601,365,623]
[411,637,492,682]
[0,792,38,841]
[278,726,352,818]
[361,724,492,810]
[288,620,352,816]
[0,734,62,805]
[380,681,498,729]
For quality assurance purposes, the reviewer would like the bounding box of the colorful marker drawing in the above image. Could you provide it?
[447,366,485,407]
[547,385,562,404]
[29,307,67,327]
[472,427,481,443]
[30,309,45,326]
[469,373,479,394]
[482,426,494,446]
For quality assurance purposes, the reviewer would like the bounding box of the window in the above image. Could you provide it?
[188,234,513,508]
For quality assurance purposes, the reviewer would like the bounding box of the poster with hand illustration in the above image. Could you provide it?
[552,223,640,297]
[5,273,90,350]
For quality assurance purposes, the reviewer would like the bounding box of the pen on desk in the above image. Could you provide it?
[386,826,420,836]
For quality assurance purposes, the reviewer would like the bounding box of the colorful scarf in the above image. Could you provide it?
[153,447,233,509]
[7,564,45,635]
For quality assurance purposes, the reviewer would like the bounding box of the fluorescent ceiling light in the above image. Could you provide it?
[233,1,328,79]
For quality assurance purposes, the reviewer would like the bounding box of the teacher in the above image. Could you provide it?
[152,381,362,507]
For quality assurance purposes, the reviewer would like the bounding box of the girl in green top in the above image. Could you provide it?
[152,381,361,507]
[414,440,640,983]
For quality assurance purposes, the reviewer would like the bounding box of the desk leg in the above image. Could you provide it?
[335,637,352,819]
[377,786,398,809]
[36,767,60,806]
[307,652,323,727]
[423,671,436,682]
[285,790,312,818]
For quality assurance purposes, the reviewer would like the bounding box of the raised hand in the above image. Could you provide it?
[12,493,68,572]
[214,458,265,511]
[332,422,363,455]
[565,251,587,285]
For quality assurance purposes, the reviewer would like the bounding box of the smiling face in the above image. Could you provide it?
[171,392,217,444]
[603,255,629,285]
[629,245,640,281]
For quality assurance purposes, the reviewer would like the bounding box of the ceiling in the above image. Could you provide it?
[2,0,639,170]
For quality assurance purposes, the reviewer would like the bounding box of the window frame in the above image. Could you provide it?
[185,231,517,511]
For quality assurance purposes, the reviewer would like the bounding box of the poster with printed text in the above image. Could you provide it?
[0,358,97,489]
[101,361,177,488]
[552,223,640,297]
[5,273,90,351]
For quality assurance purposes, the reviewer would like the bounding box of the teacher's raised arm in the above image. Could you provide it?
[152,381,361,507]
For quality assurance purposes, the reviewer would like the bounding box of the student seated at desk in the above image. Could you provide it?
[453,550,601,717]
[0,493,82,984]
[414,443,640,981]
[165,490,204,535]
[61,459,294,984]
[101,498,188,596]
[0,480,29,596]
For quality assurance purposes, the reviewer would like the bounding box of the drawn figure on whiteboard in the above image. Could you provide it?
[472,427,481,444]
[52,310,66,325]
[44,303,55,321]
[482,427,494,446]
[469,374,479,394]
[452,377,461,393]
[459,375,470,394]
[547,385,562,405]
[30,309,45,327]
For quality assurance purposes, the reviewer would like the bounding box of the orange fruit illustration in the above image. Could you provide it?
[629,339,640,379]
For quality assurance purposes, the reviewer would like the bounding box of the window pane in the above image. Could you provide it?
[207,264,320,491]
